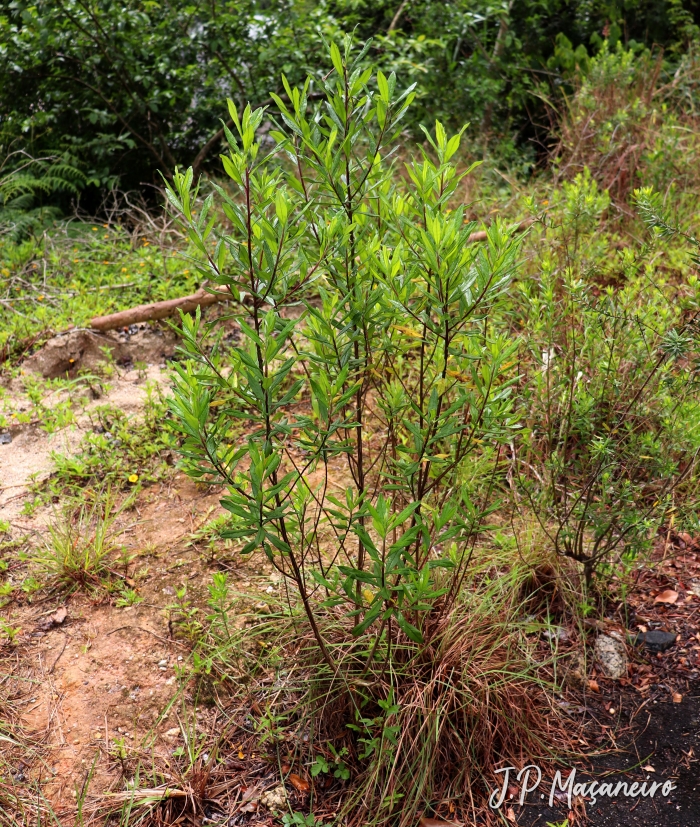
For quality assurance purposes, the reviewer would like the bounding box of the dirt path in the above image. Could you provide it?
[0,338,260,823]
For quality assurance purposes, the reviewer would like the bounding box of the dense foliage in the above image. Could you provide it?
[1,0,698,208]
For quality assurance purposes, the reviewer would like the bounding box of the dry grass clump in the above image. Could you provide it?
[272,568,579,827]
[0,653,50,827]
[342,611,565,824]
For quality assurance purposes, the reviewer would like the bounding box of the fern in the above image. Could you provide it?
[0,150,85,240]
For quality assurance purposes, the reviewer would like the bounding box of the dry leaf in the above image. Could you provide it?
[419,820,457,827]
[588,679,600,692]
[654,589,679,604]
[38,607,68,631]
[288,773,310,793]
[505,807,516,822]
[642,765,656,772]
[673,692,683,703]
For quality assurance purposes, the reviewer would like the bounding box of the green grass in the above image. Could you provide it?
[0,220,198,362]
[45,382,175,494]
[32,489,133,595]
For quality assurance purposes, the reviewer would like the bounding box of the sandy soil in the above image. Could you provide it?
[0,337,268,823]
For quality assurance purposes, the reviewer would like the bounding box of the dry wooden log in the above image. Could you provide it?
[90,285,230,332]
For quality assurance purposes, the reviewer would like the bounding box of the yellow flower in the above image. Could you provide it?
[1,268,9,276]
[362,588,374,604]
[121,267,128,272]
[37,295,44,301]
[128,474,139,483]
[103,223,109,228]
[140,262,145,267]
[103,234,109,239]
[92,227,98,231]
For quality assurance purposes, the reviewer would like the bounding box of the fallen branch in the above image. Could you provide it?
[90,285,230,332]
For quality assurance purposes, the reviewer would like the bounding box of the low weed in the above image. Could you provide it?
[0,372,105,433]
[186,511,236,562]
[47,383,174,493]
[32,490,132,595]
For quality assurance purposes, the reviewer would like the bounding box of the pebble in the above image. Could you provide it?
[634,630,677,653]
[595,632,628,679]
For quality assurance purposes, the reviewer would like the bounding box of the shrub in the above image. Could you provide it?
[553,42,700,208]
[514,176,700,586]
[165,37,564,824]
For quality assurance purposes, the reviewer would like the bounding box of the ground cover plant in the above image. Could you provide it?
[0,207,196,361]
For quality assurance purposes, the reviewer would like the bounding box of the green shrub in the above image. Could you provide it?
[514,176,700,585]
[165,37,559,825]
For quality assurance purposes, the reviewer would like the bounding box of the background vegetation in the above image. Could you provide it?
[1,0,699,207]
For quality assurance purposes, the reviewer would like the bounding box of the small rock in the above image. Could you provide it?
[164,728,180,738]
[0,432,11,445]
[260,785,287,811]
[157,659,168,666]
[595,633,628,679]
[634,630,677,653]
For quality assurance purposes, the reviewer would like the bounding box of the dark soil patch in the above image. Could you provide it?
[515,684,700,826]
[516,532,700,827]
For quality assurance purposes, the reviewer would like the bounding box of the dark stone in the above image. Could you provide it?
[0,432,11,444]
[633,630,678,653]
